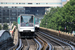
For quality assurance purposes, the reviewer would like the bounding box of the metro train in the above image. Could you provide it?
[17,14,35,38]
[35,17,40,31]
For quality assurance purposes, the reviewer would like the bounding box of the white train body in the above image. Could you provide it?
[35,17,40,31]
[17,14,35,33]
[35,17,40,28]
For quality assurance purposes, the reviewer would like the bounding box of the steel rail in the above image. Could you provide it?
[38,31,65,50]
[36,43,39,50]
[41,29,75,46]
[39,31,75,50]
[35,33,52,50]
[37,37,44,49]
[16,39,22,50]
[48,43,52,50]
[34,38,42,50]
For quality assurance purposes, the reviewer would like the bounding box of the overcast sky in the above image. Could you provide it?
[62,0,66,2]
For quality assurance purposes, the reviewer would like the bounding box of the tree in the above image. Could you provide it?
[40,7,60,28]
[3,23,8,30]
[12,21,17,29]
[40,0,75,33]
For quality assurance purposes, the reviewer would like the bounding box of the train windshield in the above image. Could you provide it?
[35,18,39,24]
[21,16,33,26]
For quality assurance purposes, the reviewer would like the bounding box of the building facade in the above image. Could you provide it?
[0,7,25,23]
[62,0,70,6]
[0,0,62,23]
[0,7,45,23]
[25,7,45,17]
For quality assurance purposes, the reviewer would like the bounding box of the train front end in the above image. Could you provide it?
[18,14,35,38]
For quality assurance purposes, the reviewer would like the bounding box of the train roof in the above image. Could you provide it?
[18,14,34,17]
[0,30,11,42]
[0,30,10,37]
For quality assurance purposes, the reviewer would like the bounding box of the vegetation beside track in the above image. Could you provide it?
[3,23,8,30]
[40,0,75,33]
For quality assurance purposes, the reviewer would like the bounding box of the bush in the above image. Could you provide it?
[3,23,8,30]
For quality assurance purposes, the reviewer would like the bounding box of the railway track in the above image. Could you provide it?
[35,37,50,50]
[10,29,75,50]
[18,32,38,50]
[40,29,75,49]
[17,37,49,50]
[35,31,74,50]
[14,31,50,50]
[40,29,75,46]
[22,38,37,50]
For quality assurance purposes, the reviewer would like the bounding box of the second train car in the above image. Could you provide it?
[35,17,40,31]
[17,14,35,38]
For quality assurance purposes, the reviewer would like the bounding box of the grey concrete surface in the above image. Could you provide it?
[13,29,18,45]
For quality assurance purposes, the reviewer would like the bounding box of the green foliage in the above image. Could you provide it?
[40,0,75,33]
[0,25,2,30]
[13,21,17,25]
[3,23,8,30]
[12,21,17,29]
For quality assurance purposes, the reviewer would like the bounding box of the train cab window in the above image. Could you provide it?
[35,18,39,24]
[21,15,33,26]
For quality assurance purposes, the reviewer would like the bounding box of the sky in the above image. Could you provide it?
[62,0,66,2]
